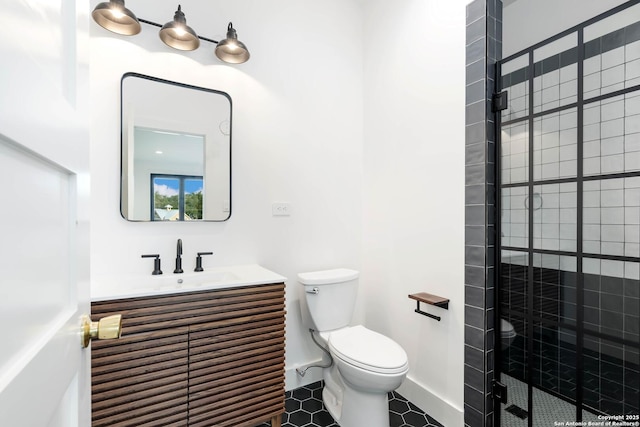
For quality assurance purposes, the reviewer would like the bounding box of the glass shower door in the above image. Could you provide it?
[496,3,640,425]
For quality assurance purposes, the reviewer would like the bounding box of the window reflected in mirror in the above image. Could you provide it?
[152,175,204,221]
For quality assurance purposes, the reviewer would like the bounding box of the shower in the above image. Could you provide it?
[495,1,640,425]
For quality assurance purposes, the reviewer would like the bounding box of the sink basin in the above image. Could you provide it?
[142,270,240,291]
[91,264,287,301]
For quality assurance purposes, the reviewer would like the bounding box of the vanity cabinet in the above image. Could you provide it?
[91,283,286,427]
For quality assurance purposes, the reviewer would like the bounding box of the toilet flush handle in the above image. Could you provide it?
[306,287,320,295]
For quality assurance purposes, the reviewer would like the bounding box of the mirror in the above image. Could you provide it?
[121,73,231,221]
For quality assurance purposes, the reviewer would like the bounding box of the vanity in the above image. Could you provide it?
[91,265,286,427]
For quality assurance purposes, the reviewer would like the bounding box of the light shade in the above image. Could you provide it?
[215,23,250,64]
[159,5,200,51]
[92,0,141,36]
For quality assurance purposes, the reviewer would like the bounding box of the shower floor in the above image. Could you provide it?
[258,381,444,427]
[501,374,603,426]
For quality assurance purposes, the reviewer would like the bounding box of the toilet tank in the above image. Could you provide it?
[297,268,359,332]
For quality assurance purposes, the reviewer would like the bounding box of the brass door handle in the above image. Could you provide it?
[81,314,123,348]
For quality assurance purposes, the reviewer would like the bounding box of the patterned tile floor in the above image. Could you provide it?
[258,381,443,427]
[501,374,602,426]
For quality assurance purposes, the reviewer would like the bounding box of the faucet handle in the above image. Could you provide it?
[195,252,213,272]
[141,254,163,275]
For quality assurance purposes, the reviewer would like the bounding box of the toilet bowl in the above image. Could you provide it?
[501,318,516,350]
[298,269,409,427]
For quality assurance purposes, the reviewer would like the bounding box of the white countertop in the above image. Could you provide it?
[91,264,287,302]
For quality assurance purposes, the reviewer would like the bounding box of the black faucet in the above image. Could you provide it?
[141,254,163,275]
[174,239,184,274]
[195,252,213,272]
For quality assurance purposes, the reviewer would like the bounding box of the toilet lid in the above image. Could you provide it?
[328,325,409,374]
[501,319,516,338]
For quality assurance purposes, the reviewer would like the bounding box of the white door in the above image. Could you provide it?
[0,1,91,426]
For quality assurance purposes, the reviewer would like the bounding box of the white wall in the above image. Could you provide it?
[90,0,364,389]
[361,1,467,426]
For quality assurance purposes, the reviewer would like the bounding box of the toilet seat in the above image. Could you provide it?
[328,325,409,374]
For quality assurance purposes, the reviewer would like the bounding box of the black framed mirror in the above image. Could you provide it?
[120,73,231,221]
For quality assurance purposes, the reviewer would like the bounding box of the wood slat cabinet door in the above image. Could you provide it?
[90,321,189,426]
[187,283,286,427]
[91,283,286,427]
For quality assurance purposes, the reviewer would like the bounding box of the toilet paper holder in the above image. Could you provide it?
[408,292,449,321]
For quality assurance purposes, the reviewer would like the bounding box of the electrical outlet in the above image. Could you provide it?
[272,202,291,216]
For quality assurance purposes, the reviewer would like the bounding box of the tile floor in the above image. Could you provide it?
[500,374,603,426]
[258,381,443,427]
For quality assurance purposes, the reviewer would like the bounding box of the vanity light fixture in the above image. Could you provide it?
[91,3,250,63]
[214,23,250,64]
[159,5,199,51]
[91,0,141,36]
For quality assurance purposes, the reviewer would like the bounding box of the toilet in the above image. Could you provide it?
[298,268,409,427]
[501,318,516,350]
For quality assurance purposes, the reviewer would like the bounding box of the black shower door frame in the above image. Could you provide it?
[494,1,640,425]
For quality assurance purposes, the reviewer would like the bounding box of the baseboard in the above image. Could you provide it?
[397,375,463,427]
[285,359,324,391]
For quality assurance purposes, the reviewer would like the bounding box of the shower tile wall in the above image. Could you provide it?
[464,0,502,426]
[501,260,639,416]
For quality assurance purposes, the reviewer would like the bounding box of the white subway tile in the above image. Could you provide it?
[626,151,640,172]
[584,140,601,158]
[625,113,640,134]
[560,207,577,224]
[601,154,624,174]
[625,261,640,280]
[560,110,578,130]
[601,207,625,224]
[625,207,640,224]
[584,224,601,240]
[625,242,640,258]
[583,190,601,208]
[626,40,640,62]
[601,99,624,121]
[560,128,578,145]
[559,160,577,177]
[584,157,601,175]
[601,188,625,207]
[583,123,601,142]
[584,56,601,76]
[626,58,640,81]
[601,46,624,70]
[625,188,640,206]
[559,144,577,161]
[583,258,601,275]
[584,72,601,93]
[626,93,640,116]
[601,242,624,256]
[601,136,625,156]
[601,64,625,88]
[584,240,601,255]
[625,224,640,243]
[542,114,560,133]
[584,207,601,224]
[601,259,624,278]
[542,147,559,164]
[542,69,560,89]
